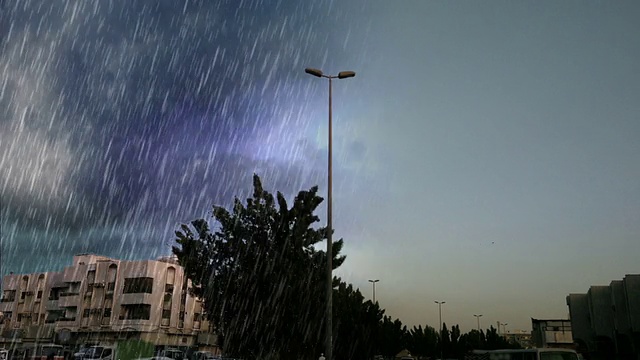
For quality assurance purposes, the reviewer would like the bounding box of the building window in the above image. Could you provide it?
[37,290,43,299]
[17,314,22,322]
[87,270,96,285]
[162,309,171,319]
[119,304,151,320]
[49,288,61,300]
[83,309,90,318]
[179,311,185,321]
[21,292,27,300]
[62,282,81,296]
[103,308,112,318]
[1,290,16,302]
[123,277,153,294]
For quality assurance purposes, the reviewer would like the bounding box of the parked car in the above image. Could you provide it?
[80,347,114,360]
[157,349,184,360]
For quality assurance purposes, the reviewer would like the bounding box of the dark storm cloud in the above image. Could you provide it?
[1,0,371,272]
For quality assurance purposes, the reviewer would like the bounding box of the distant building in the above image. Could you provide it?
[504,330,533,348]
[0,253,219,352]
[530,319,573,349]
[566,274,640,360]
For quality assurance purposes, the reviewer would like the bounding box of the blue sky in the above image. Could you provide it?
[1,0,639,332]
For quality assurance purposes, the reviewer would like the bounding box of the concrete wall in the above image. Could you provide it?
[587,286,615,338]
[567,293,594,350]
[610,280,631,335]
[623,275,640,332]
[568,275,640,359]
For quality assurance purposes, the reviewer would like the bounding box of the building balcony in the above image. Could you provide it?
[45,300,60,311]
[0,301,15,312]
[58,294,80,307]
[120,293,154,305]
[57,317,77,323]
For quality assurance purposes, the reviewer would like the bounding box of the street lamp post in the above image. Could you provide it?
[473,314,483,332]
[498,321,508,336]
[368,279,379,303]
[435,301,446,360]
[305,67,356,360]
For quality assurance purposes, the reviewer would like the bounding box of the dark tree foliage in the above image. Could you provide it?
[483,326,520,350]
[173,174,345,360]
[378,316,408,357]
[406,324,438,357]
[332,280,385,360]
[379,321,521,359]
[440,322,451,358]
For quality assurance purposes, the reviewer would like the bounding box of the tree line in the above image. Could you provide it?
[173,175,519,360]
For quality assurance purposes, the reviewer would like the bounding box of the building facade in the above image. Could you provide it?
[503,330,533,349]
[0,254,219,352]
[530,319,574,350]
[567,274,640,360]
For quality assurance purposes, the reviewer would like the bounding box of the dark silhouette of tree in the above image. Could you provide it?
[173,174,345,360]
[459,329,483,353]
[450,324,463,358]
[333,280,385,360]
[483,326,520,350]
[440,322,451,358]
[378,316,408,357]
[406,324,438,357]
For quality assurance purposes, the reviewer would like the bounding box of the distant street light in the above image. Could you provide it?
[368,279,379,303]
[498,321,508,336]
[435,301,446,360]
[474,314,483,332]
[304,67,356,360]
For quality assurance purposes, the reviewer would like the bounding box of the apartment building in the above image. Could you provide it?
[0,254,219,352]
[566,274,640,360]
